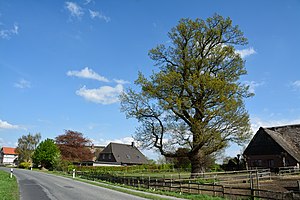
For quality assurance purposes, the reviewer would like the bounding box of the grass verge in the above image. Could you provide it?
[0,170,19,200]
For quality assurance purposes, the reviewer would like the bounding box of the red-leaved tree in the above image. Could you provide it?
[55,130,93,162]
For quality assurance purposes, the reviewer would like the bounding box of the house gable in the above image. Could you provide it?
[244,127,285,156]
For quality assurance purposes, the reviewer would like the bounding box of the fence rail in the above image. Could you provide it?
[75,170,300,200]
[279,167,300,176]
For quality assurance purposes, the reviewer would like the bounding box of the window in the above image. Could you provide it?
[268,159,274,167]
[102,154,105,159]
[257,160,262,166]
[126,154,131,159]
[108,154,111,160]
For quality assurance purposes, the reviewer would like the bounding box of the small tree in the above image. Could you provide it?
[55,130,93,162]
[16,133,41,163]
[32,139,60,169]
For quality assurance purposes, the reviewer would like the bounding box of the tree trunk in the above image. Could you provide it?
[189,152,204,178]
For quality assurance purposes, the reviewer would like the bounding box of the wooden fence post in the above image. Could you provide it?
[222,185,225,198]
[170,175,173,192]
[123,173,125,185]
[179,179,182,194]
[163,175,165,190]
[256,170,259,197]
[250,172,254,200]
[213,181,216,196]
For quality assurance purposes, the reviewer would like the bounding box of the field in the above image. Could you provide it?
[0,170,19,200]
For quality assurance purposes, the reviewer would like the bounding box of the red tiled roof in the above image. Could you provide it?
[1,147,18,155]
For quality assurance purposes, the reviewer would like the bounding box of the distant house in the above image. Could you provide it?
[243,124,300,170]
[96,142,148,166]
[0,147,18,166]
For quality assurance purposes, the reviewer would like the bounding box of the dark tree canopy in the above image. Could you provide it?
[32,138,60,169]
[16,133,41,163]
[121,14,252,175]
[55,130,93,162]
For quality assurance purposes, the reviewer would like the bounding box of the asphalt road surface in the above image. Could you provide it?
[0,167,147,200]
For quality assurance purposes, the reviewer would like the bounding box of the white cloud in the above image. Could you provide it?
[244,81,264,94]
[0,23,19,39]
[14,79,31,89]
[90,137,134,146]
[107,137,134,145]
[0,120,19,129]
[67,67,109,82]
[76,84,124,104]
[65,2,84,19]
[235,47,256,59]
[250,117,300,133]
[113,79,130,85]
[84,0,93,5]
[292,80,300,89]
[89,9,111,22]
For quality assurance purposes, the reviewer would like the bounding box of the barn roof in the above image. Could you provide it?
[265,124,300,162]
[244,124,300,162]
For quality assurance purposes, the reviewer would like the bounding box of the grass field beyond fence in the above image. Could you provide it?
[0,170,19,200]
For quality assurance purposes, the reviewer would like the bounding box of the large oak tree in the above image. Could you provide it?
[121,14,252,175]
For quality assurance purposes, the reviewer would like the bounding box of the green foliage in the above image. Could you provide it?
[55,160,72,172]
[171,148,191,169]
[32,138,61,170]
[74,164,176,174]
[121,14,252,174]
[209,164,223,172]
[0,170,19,200]
[19,161,31,169]
[16,133,41,163]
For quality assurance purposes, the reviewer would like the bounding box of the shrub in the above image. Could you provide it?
[19,162,31,169]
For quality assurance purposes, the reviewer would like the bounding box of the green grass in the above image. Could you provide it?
[0,170,19,200]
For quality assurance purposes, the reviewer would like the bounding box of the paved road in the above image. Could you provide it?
[0,167,147,200]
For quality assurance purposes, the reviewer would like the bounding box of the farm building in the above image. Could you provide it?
[0,147,18,166]
[243,124,300,170]
[96,142,148,166]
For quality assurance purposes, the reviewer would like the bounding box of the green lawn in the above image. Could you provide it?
[0,170,19,200]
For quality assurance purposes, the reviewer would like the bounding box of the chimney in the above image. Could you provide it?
[131,142,135,147]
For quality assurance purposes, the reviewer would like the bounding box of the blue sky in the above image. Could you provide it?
[1,0,300,160]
